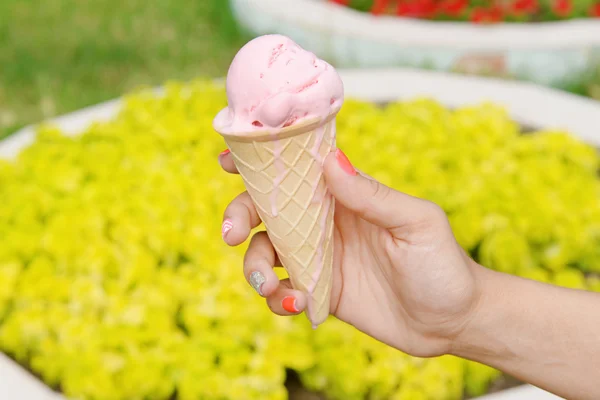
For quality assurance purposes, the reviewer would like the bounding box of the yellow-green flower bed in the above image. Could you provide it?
[0,80,598,400]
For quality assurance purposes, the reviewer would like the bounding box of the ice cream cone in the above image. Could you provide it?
[217,113,337,328]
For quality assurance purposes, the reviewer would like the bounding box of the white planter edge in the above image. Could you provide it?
[0,68,587,400]
[233,0,600,49]
[0,353,62,400]
[230,0,600,85]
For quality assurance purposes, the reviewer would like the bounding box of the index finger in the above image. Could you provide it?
[218,149,239,174]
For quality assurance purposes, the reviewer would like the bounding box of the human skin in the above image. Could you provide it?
[219,147,600,400]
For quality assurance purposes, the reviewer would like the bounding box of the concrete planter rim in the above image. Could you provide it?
[239,0,600,49]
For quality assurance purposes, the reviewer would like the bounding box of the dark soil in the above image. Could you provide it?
[286,369,327,400]
[487,375,523,394]
[285,368,523,400]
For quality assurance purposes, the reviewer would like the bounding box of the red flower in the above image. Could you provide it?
[470,5,503,23]
[438,0,468,16]
[590,3,600,17]
[371,0,390,15]
[396,0,437,18]
[511,0,538,15]
[552,0,572,17]
[470,8,486,23]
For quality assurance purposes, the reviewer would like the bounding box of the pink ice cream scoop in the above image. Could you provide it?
[213,34,344,134]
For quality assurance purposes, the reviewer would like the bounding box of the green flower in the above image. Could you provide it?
[552,269,587,290]
[479,229,535,274]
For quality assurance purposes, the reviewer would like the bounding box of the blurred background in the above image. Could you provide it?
[0,0,246,139]
[1,1,600,400]
[2,0,599,140]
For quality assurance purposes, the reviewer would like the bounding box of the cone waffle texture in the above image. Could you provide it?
[221,119,336,327]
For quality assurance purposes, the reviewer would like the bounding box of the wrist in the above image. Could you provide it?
[449,263,513,362]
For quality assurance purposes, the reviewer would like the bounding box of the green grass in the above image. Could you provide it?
[559,65,600,100]
[0,0,248,139]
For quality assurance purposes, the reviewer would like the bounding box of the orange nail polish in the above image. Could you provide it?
[335,149,357,176]
[282,296,299,313]
[219,148,230,158]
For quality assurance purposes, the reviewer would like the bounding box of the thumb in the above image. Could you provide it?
[323,149,439,232]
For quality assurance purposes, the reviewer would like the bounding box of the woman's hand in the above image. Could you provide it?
[220,146,600,399]
[219,148,481,358]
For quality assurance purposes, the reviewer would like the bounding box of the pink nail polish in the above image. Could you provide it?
[221,219,233,238]
[335,149,357,176]
[282,296,299,313]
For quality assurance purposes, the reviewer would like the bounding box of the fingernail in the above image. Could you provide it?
[282,296,299,313]
[221,219,233,238]
[335,149,357,176]
[218,149,230,164]
[249,271,266,296]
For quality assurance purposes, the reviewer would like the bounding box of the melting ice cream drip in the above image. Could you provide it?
[307,190,333,329]
[310,125,327,205]
[307,123,334,329]
[270,137,285,217]
[310,125,326,164]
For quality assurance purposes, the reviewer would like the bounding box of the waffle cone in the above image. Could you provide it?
[218,115,337,327]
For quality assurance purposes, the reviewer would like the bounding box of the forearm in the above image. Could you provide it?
[452,264,600,400]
